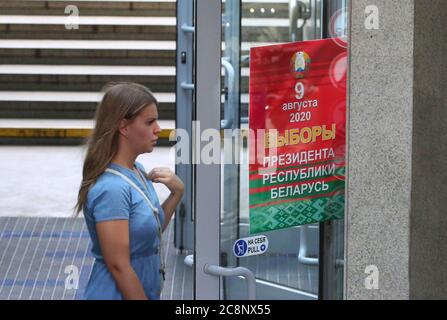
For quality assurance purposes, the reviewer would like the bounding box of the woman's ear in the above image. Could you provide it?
[118,118,129,138]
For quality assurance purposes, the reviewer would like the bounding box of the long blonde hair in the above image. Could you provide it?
[74,82,158,216]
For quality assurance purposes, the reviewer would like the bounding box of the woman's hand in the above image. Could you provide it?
[147,167,184,196]
[148,167,184,232]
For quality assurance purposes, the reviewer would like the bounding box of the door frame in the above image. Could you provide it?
[194,0,222,300]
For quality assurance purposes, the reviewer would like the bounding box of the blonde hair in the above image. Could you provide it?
[74,82,158,216]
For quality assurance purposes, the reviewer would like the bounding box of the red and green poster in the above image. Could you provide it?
[249,38,347,234]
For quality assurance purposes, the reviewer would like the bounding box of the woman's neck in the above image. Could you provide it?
[111,152,138,170]
[111,136,139,170]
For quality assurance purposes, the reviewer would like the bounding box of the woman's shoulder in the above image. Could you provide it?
[85,171,133,220]
[86,171,131,207]
[92,169,128,188]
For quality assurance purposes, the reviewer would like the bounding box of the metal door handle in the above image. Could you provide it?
[181,24,195,33]
[298,226,345,267]
[181,82,195,90]
[221,58,235,129]
[184,255,257,300]
[289,0,312,42]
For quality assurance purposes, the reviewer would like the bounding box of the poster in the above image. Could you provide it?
[249,38,347,234]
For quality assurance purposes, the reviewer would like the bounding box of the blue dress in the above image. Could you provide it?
[83,161,165,300]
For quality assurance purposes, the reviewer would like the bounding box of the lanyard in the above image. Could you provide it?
[104,168,166,282]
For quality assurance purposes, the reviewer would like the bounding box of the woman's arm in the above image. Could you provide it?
[147,167,184,232]
[96,220,148,300]
[160,191,183,232]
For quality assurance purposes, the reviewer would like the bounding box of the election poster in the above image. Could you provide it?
[249,38,347,234]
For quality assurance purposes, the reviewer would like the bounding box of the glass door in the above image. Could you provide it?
[222,0,322,300]
[176,0,347,300]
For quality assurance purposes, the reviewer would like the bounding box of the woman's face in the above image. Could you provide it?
[125,103,161,154]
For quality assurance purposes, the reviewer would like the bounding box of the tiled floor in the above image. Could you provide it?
[0,217,92,300]
[0,216,193,300]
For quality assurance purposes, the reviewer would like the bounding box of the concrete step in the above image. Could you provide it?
[0,40,177,67]
[0,38,277,52]
[0,118,175,145]
[0,101,175,120]
[0,24,176,41]
[0,1,177,17]
[0,118,172,129]
[0,74,175,93]
[0,91,175,119]
[0,91,249,120]
[0,48,175,66]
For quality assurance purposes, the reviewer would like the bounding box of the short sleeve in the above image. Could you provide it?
[89,183,131,222]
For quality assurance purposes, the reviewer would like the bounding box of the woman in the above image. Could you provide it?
[74,82,184,300]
